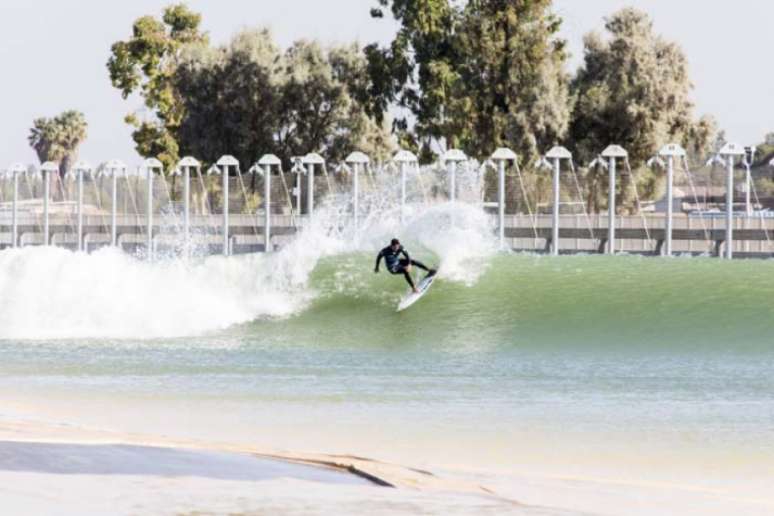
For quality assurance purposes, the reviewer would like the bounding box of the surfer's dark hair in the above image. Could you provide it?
[391,238,400,246]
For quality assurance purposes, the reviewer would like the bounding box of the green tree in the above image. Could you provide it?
[366,0,570,164]
[107,4,207,170]
[455,0,570,162]
[568,8,716,211]
[174,30,395,168]
[28,110,88,177]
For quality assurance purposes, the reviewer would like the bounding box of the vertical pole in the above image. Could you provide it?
[608,157,616,255]
[295,171,302,222]
[77,169,83,251]
[552,158,560,256]
[448,161,456,202]
[11,172,18,248]
[726,156,734,259]
[183,167,190,253]
[498,160,505,249]
[352,163,359,230]
[665,156,674,257]
[147,167,153,260]
[306,163,314,220]
[111,172,118,246]
[43,170,50,246]
[745,164,752,215]
[223,165,229,256]
[400,161,407,224]
[264,164,272,253]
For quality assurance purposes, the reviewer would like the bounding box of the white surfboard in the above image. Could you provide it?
[397,272,437,312]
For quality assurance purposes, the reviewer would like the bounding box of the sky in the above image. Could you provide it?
[1,0,772,167]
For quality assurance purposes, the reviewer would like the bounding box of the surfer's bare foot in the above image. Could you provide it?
[413,287,419,294]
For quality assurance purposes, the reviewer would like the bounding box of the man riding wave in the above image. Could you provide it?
[374,238,436,293]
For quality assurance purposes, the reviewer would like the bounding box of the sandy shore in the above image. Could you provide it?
[0,418,521,515]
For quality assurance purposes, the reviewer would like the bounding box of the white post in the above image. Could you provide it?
[264,163,271,252]
[393,150,416,226]
[12,171,18,248]
[726,155,734,260]
[544,146,572,257]
[491,148,517,251]
[306,162,314,218]
[77,168,83,251]
[608,157,616,254]
[43,169,50,246]
[448,160,456,202]
[352,163,359,228]
[715,143,745,259]
[504,160,505,250]
[7,165,25,248]
[400,161,407,222]
[345,152,369,231]
[146,166,153,258]
[223,165,229,255]
[111,172,118,246]
[176,157,199,256]
[552,158,560,256]
[216,155,239,256]
[655,144,685,258]
[257,155,280,252]
[666,156,674,256]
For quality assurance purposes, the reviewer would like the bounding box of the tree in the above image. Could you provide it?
[455,0,571,162]
[366,0,570,164]
[28,110,88,177]
[569,8,715,166]
[107,4,207,170]
[568,8,716,211]
[174,30,396,168]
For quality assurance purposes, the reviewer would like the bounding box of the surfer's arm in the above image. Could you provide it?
[374,250,383,273]
[400,247,410,261]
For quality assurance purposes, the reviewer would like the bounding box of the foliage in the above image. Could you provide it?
[175,30,396,168]
[28,110,88,177]
[568,8,716,211]
[107,4,207,170]
[366,0,570,164]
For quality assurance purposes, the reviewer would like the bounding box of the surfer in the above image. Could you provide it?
[374,239,435,293]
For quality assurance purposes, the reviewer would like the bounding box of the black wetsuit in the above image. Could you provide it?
[374,245,430,289]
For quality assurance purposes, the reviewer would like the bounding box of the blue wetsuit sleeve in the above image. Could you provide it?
[401,247,410,261]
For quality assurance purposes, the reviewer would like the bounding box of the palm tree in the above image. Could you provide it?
[28,110,88,178]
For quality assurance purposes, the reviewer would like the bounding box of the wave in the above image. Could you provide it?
[0,202,496,340]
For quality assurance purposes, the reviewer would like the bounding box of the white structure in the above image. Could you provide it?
[6,163,27,247]
[71,161,93,251]
[257,154,282,252]
[743,146,756,215]
[491,148,518,250]
[102,160,128,247]
[302,153,325,220]
[345,152,370,229]
[542,146,573,256]
[393,150,418,224]
[650,144,686,257]
[173,157,200,254]
[141,158,163,259]
[717,143,746,260]
[214,155,239,256]
[591,145,628,255]
[40,161,59,246]
[442,149,467,202]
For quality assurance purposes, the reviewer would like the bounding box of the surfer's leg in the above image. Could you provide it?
[402,269,417,291]
[409,259,429,272]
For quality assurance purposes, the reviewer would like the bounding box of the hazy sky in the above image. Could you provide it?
[1,0,772,166]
